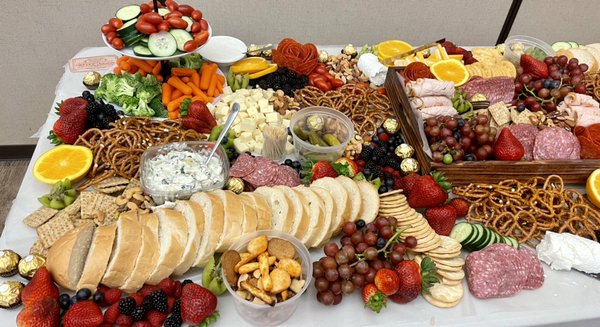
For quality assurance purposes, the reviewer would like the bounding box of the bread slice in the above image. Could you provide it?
[310,186,336,246]
[356,180,380,224]
[101,217,143,288]
[121,213,160,293]
[240,192,272,230]
[569,48,598,72]
[190,192,225,267]
[335,176,362,223]
[239,195,258,234]
[145,208,187,284]
[76,224,117,292]
[47,222,96,291]
[254,186,294,233]
[172,200,204,276]
[583,46,600,72]
[274,185,309,240]
[293,186,325,248]
[212,190,244,252]
[312,177,350,234]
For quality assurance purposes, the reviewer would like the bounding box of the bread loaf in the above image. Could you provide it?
[121,213,160,293]
[76,224,116,292]
[145,209,187,284]
[101,216,143,288]
[190,192,224,267]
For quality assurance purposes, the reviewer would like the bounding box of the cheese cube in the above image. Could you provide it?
[247,140,257,152]
[285,141,295,154]
[258,122,267,130]
[282,119,290,128]
[235,103,247,112]
[252,91,264,102]
[252,129,262,137]
[240,119,257,132]
[223,86,233,95]
[254,133,264,143]
[246,106,258,117]
[254,141,264,154]
[237,89,250,96]
[255,113,266,125]
[239,132,253,142]
[234,138,251,153]
[258,99,269,110]
[238,112,249,119]
[265,112,280,123]
[265,89,275,99]
[233,116,242,125]
[232,124,242,135]
[244,97,255,108]
[215,106,229,119]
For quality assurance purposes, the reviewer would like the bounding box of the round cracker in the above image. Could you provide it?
[426,251,462,259]
[378,204,408,210]
[427,236,461,253]
[435,262,464,272]
[432,256,465,268]
[441,277,463,286]
[379,189,404,197]
[436,268,465,280]
[428,282,464,303]
[413,237,442,252]
[423,293,461,308]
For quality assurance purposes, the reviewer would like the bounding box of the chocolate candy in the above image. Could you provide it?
[226,177,244,195]
[383,118,400,134]
[0,281,24,309]
[401,158,420,174]
[395,143,415,159]
[0,250,20,277]
[18,254,46,280]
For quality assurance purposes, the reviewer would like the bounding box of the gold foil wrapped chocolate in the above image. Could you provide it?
[0,281,24,309]
[401,158,420,174]
[83,71,101,90]
[383,118,399,134]
[18,254,46,280]
[0,250,20,277]
[226,178,244,194]
[395,143,414,159]
[470,93,487,102]
[262,49,272,60]
[318,50,330,63]
[247,44,262,57]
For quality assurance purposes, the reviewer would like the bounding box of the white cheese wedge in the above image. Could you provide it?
[282,119,290,128]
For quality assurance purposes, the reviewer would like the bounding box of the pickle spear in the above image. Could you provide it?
[323,134,341,146]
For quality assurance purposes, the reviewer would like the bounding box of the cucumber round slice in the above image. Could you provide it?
[157,8,170,16]
[116,5,141,22]
[182,16,194,32]
[148,31,177,57]
[169,29,193,51]
[133,45,153,57]
[449,222,474,245]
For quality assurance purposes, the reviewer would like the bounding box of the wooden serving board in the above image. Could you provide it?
[384,66,600,185]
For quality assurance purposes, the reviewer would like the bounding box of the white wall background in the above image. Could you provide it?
[0,0,598,145]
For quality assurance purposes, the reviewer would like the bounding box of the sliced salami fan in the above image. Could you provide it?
[276,165,302,187]
[229,153,257,178]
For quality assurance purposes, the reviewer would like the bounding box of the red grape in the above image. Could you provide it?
[335,251,349,265]
[404,236,418,248]
[350,231,363,245]
[548,64,559,72]
[445,119,458,130]
[549,70,561,80]
[476,115,488,125]
[515,82,523,93]
[531,103,542,112]
[432,151,443,162]
[324,242,339,257]
[342,280,355,294]
[445,136,457,147]
[325,268,339,282]
[363,231,378,246]
[318,290,335,305]
[355,260,369,274]
[482,126,490,134]
[533,80,544,91]
[387,216,398,226]
[579,63,589,73]
[313,262,324,278]
[544,56,555,65]
[557,55,568,67]
[519,74,532,84]
[333,293,343,305]
[424,125,432,135]
[474,124,485,135]
[452,149,464,161]
[338,264,352,279]
[482,144,493,155]
[392,243,407,257]
[315,277,329,292]
[341,244,356,259]
[322,256,337,270]
[460,125,471,135]
[545,102,557,112]
[524,96,538,107]
[426,117,438,127]
[538,88,550,98]
[469,144,478,154]
[550,88,561,99]
[355,242,368,254]
[330,280,342,294]
[568,58,579,67]
[476,147,488,160]
[379,225,394,240]
[575,83,587,94]
[383,261,393,270]
[365,268,376,283]
[375,217,389,229]
[571,75,583,84]
[351,274,365,287]
[571,68,582,76]
[476,133,489,144]
[517,66,524,75]
[342,221,357,236]
[460,137,472,149]
[440,128,453,138]
[560,86,572,97]
[341,236,352,246]
[364,247,378,260]
[370,259,384,270]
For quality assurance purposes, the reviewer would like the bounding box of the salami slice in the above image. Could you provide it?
[533,127,581,160]
[276,165,302,187]
[459,76,514,104]
[244,157,277,188]
[507,124,538,160]
[518,248,545,289]
[229,153,257,178]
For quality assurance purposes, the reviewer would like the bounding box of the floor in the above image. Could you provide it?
[0,160,29,235]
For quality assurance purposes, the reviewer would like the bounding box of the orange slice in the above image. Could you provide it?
[375,40,413,61]
[586,169,600,208]
[430,59,470,86]
[33,145,93,185]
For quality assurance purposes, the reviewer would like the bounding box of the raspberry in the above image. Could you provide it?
[103,302,120,323]
[116,314,133,325]
[102,288,123,306]
[139,284,161,297]
[132,321,152,327]
[146,310,168,327]
[378,133,390,142]
[130,293,144,306]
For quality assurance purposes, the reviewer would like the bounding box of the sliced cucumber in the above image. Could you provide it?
[552,41,572,52]
[169,29,193,51]
[449,222,474,245]
[182,16,194,32]
[508,237,519,249]
[123,34,144,47]
[148,31,177,57]
[568,41,580,48]
[475,228,493,250]
[462,224,480,247]
[158,8,170,16]
[133,45,153,57]
[115,5,141,22]
[470,224,487,249]
[117,18,138,37]
[140,37,149,46]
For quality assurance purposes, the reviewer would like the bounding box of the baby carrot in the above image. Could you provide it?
[200,63,217,90]
[207,73,218,97]
[191,95,208,103]
[171,67,196,77]
[171,89,183,101]
[152,61,162,75]
[167,95,191,112]
[128,58,154,73]
[182,76,191,83]
[188,82,208,101]
[162,83,173,106]
[168,111,180,119]
[167,76,193,95]
[113,67,122,74]
[191,71,200,87]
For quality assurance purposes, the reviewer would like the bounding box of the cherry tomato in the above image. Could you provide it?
[331,78,345,88]
[308,73,321,81]
[199,19,209,31]
[148,1,163,9]
[193,31,209,45]
[111,38,124,50]
[140,3,151,14]
[324,73,336,82]
[167,2,179,12]
[315,80,332,91]
[177,4,194,16]
[105,31,117,43]
[158,21,170,32]
[165,0,175,5]
[191,10,203,21]
[183,40,199,52]
[143,12,163,25]
[308,78,315,87]
[167,17,188,29]
[101,24,115,34]
[376,88,387,95]
[109,18,123,29]
[191,22,202,33]
[312,75,327,84]
[314,66,329,75]
[167,10,183,18]
[136,21,158,34]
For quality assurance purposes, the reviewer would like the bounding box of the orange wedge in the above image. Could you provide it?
[375,40,413,61]
[33,145,93,185]
[430,59,470,86]
[586,169,600,208]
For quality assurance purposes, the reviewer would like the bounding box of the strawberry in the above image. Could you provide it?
[302,160,338,183]
[449,197,469,217]
[146,310,168,327]
[188,101,217,128]
[520,54,549,79]
[99,323,112,327]
[424,204,458,236]
[407,172,450,209]
[493,128,525,161]
[180,283,218,325]
[181,117,213,133]
[130,293,144,307]
[394,257,438,304]
[374,268,400,295]
[400,174,423,195]
[101,288,123,306]
[16,297,60,327]
[51,109,87,144]
[63,300,103,327]
[392,176,403,190]
[138,284,161,297]
[158,278,178,297]
[333,158,359,177]
[103,302,120,324]
[21,267,59,307]
[56,98,88,116]
[361,283,386,313]
[115,314,133,326]
[132,321,152,327]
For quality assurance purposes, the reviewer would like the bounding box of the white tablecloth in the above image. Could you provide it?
[1,47,600,327]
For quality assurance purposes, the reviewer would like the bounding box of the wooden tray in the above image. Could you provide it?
[384,66,600,185]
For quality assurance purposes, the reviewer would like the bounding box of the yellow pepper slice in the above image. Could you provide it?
[230,57,270,74]
[248,64,278,79]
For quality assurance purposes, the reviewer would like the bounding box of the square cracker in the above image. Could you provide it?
[23,207,58,228]
[489,103,511,126]
[515,110,535,124]
[29,240,48,257]
[37,214,75,248]
[97,194,119,219]
[80,191,99,219]
[95,176,129,189]
[62,197,81,216]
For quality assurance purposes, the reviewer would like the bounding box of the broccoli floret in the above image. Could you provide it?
[117,95,139,114]
[169,53,203,70]
[142,74,160,87]
[121,72,143,89]
[137,84,161,103]
[132,98,155,117]
[149,97,167,118]
[114,79,137,98]
[95,74,121,102]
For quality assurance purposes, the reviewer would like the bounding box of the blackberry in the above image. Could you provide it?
[132,307,147,321]
[141,296,153,312]
[373,147,387,158]
[286,70,297,79]
[371,166,383,178]
[378,156,395,167]
[258,80,269,90]
[118,296,136,316]
[164,314,183,327]
[149,290,168,313]
[389,159,402,171]
[81,91,95,103]
[360,147,374,159]
[364,161,377,171]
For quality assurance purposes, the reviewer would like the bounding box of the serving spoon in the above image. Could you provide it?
[205,102,240,164]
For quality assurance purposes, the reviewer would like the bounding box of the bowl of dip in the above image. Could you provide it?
[140,141,229,204]
[198,36,247,66]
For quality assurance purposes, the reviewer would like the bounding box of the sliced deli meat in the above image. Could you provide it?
[459,76,514,105]
[505,124,538,160]
[533,127,580,160]
[229,153,257,178]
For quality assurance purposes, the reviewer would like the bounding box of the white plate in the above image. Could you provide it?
[102,23,212,60]
[198,35,247,65]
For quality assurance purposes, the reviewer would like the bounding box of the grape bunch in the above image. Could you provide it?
[513,55,589,112]
[313,217,417,305]
[424,114,494,164]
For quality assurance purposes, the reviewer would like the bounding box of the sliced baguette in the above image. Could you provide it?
[190,192,225,267]
[583,46,600,72]
[356,180,380,224]
[310,186,336,246]
[76,224,117,292]
[335,176,362,223]
[172,200,204,276]
[240,192,272,230]
[569,48,598,72]
[145,208,187,284]
[254,186,294,233]
[274,185,309,240]
[101,217,143,288]
[312,177,350,233]
[212,190,244,252]
[121,213,159,292]
[47,222,96,291]
[293,186,325,248]
[239,195,258,234]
